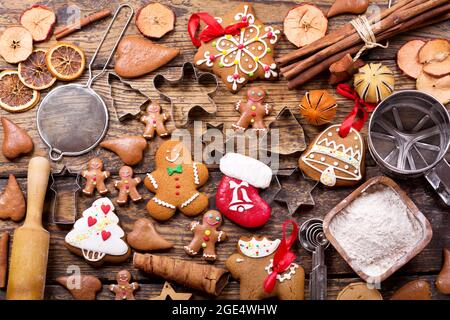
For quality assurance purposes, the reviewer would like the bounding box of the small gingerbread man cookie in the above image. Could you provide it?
[184,210,227,261]
[140,101,170,139]
[109,270,139,300]
[114,166,142,205]
[232,87,272,131]
[81,158,110,196]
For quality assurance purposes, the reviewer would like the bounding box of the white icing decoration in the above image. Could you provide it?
[238,237,281,258]
[264,103,269,115]
[228,180,254,212]
[235,100,241,111]
[193,163,200,185]
[203,253,217,258]
[265,259,299,282]
[153,197,176,209]
[218,231,224,242]
[236,258,244,263]
[190,221,200,231]
[65,198,128,260]
[181,192,200,208]
[147,173,158,189]
[195,4,280,91]
[184,246,197,255]
[165,152,180,163]
[302,125,363,183]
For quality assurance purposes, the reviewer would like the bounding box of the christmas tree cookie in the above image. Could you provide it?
[65,198,131,266]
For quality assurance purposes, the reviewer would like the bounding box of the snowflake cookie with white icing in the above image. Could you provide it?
[193,4,280,93]
[299,124,365,187]
[225,236,305,300]
[65,197,131,266]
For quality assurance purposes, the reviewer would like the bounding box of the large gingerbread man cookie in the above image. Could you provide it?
[144,140,209,221]
[193,3,280,93]
[226,236,305,300]
[232,87,272,131]
[184,210,227,262]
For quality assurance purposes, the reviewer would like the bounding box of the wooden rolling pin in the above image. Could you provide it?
[6,157,51,300]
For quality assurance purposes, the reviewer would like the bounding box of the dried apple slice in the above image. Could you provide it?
[396,40,425,79]
[416,72,450,105]
[0,70,40,113]
[284,4,328,48]
[136,3,175,39]
[18,49,56,90]
[20,5,56,42]
[418,39,450,64]
[0,27,33,64]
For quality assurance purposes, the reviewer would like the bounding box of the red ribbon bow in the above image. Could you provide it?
[263,220,299,293]
[188,12,249,48]
[336,83,377,138]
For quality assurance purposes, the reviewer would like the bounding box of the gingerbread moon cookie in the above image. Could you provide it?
[225,236,305,300]
[193,4,280,93]
[65,197,131,266]
[299,124,365,187]
[144,140,209,221]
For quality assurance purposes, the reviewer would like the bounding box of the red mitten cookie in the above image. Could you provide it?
[216,153,272,228]
[144,140,209,221]
[65,198,131,266]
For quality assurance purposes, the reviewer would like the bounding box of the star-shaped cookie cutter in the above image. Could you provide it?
[49,165,81,225]
[149,282,192,300]
[152,62,219,128]
[107,72,150,121]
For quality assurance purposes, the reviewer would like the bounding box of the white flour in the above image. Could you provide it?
[329,185,423,278]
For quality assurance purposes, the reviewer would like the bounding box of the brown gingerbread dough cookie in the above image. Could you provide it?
[100,136,147,166]
[1,117,33,159]
[109,270,139,300]
[184,210,227,261]
[226,236,305,300]
[391,279,431,300]
[436,248,450,294]
[144,140,209,221]
[232,87,272,131]
[56,275,102,300]
[127,218,173,251]
[81,157,110,196]
[114,166,142,205]
[0,174,26,221]
[337,282,383,300]
[140,101,170,139]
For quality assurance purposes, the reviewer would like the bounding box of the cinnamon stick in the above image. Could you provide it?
[0,232,9,288]
[277,0,412,67]
[133,253,230,296]
[287,4,450,89]
[283,0,449,80]
[55,9,111,39]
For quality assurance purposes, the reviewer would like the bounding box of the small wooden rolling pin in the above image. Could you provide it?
[6,157,51,300]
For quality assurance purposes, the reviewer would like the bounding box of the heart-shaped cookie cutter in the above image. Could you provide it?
[152,62,219,128]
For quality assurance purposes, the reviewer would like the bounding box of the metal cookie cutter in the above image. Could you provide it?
[50,166,81,225]
[107,72,150,121]
[153,62,219,128]
[368,90,450,206]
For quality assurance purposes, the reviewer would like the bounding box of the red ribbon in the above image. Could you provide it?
[336,83,376,138]
[188,12,248,47]
[263,220,299,294]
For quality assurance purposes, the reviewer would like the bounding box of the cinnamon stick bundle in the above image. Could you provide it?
[0,232,9,288]
[133,253,230,296]
[55,9,111,39]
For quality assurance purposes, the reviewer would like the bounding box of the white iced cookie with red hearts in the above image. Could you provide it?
[299,124,365,187]
[65,197,131,266]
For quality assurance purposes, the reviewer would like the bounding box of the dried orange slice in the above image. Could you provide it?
[18,49,56,90]
[46,43,85,81]
[0,70,40,113]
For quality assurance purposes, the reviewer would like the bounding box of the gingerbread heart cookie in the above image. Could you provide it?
[299,124,365,187]
[144,140,209,221]
[193,4,280,93]
[65,197,131,266]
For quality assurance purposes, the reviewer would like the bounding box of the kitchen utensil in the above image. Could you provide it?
[368,90,450,205]
[36,4,134,161]
[299,218,329,300]
[6,157,51,300]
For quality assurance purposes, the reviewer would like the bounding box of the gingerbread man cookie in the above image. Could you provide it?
[193,4,280,93]
[114,166,142,205]
[144,140,209,221]
[109,270,139,300]
[184,210,227,261]
[81,158,110,196]
[232,87,272,131]
[140,101,170,139]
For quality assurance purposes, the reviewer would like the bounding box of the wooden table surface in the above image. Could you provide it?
[0,0,449,300]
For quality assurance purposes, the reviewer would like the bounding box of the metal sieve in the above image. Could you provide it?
[368,90,450,205]
[36,4,134,161]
